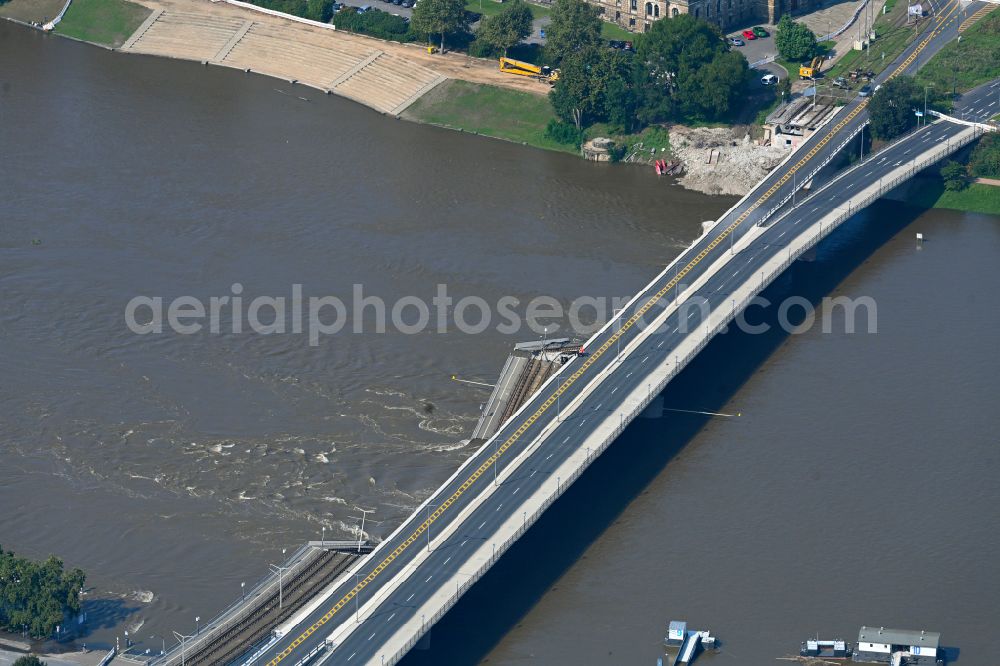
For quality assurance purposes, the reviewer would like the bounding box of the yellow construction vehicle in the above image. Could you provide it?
[499,57,559,83]
[799,56,824,79]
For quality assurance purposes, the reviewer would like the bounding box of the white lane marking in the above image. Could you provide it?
[611,386,619,394]
[811,206,820,212]
[512,487,520,496]
[368,632,376,641]
[495,503,503,512]
[595,403,602,410]
[777,230,787,238]
[687,311,696,318]
[641,356,649,364]
[387,612,396,623]
[903,149,911,155]
[407,593,415,602]
[425,575,433,583]
[530,469,537,478]
[443,557,451,565]
[546,453,554,460]
[579,418,587,427]
[731,270,739,277]
[348,652,356,661]
[656,341,665,348]
[562,436,570,444]
[461,540,467,548]
[478,521,486,530]
[626,372,633,378]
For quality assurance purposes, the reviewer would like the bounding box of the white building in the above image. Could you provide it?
[854,626,941,665]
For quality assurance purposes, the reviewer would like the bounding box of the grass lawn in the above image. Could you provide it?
[55,0,150,48]
[466,0,550,19]
[825,1,919,82]
[915,10,1000,95]
[906,180,1000,215]
[402,79,577,153]
[0,0,67,24]
[600,21,634,41]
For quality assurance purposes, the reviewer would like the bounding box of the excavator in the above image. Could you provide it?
[499,57,560,84]
[799,56,824,79]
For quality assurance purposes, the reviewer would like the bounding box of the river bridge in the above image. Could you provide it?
[148,1,997,664]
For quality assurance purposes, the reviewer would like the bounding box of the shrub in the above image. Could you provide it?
[545,119,584,146]
[941,160,968,191]
[467,39,498,58]
[333,7,415,41]
[969,133,1000,178]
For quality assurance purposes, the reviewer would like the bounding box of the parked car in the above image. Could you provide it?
[624,40,634,50]
[761,73,779,85]
[401,0,413,6]
[742,29,757,40]
[858,84,872,97]
[609,40,625,49]
[392,0,403,6]
[752,26,769,37]
[729,37,745,46]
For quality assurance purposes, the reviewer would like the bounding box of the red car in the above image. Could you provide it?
[742,29,757,40]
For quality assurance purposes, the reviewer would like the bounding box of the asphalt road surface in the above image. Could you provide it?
[251,3,990,664]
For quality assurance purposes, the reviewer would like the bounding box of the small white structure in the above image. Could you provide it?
[854,626,940,664]
[667,620,687,645]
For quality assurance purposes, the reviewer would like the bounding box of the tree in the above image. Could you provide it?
[549,46,635,130]
[545,0,602,65]
[13,657,46,666]
[969,133,1000,178]
[775,14,818,62]
[0,548,86,640]
[635,15,747,123]
[868,76,922,140]
[305,0,334,22]
[411,0,469,52]
[941,161,968,191]
[477,0,534,56]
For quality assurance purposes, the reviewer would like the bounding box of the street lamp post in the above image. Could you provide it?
[173,631,192,666]
[924,84,934,127]
[425,503,438,552]
[269,563,291,609]
[195,617,200,635]
[241,581,245,602]
[353,508,375,553]
[355,573,362,624]
[614,308,623,362]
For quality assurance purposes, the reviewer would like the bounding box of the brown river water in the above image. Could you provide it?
[1,21,998,665]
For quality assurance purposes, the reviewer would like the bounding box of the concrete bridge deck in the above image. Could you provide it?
[240,2,994,662]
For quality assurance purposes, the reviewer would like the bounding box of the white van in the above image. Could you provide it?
[760,73,778,86]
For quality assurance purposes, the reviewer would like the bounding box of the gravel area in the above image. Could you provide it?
[668,124,791,196]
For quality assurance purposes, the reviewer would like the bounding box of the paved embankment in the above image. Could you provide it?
[119,0,549,116]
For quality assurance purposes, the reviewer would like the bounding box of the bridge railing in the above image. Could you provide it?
[381,122,982,666]
[151,543,318,666]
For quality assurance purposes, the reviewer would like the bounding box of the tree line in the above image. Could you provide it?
[540,0,748,143]
[0,547,86,640]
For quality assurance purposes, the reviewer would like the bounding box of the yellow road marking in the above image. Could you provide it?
[959,4,995,32]
[265,3,964,664]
